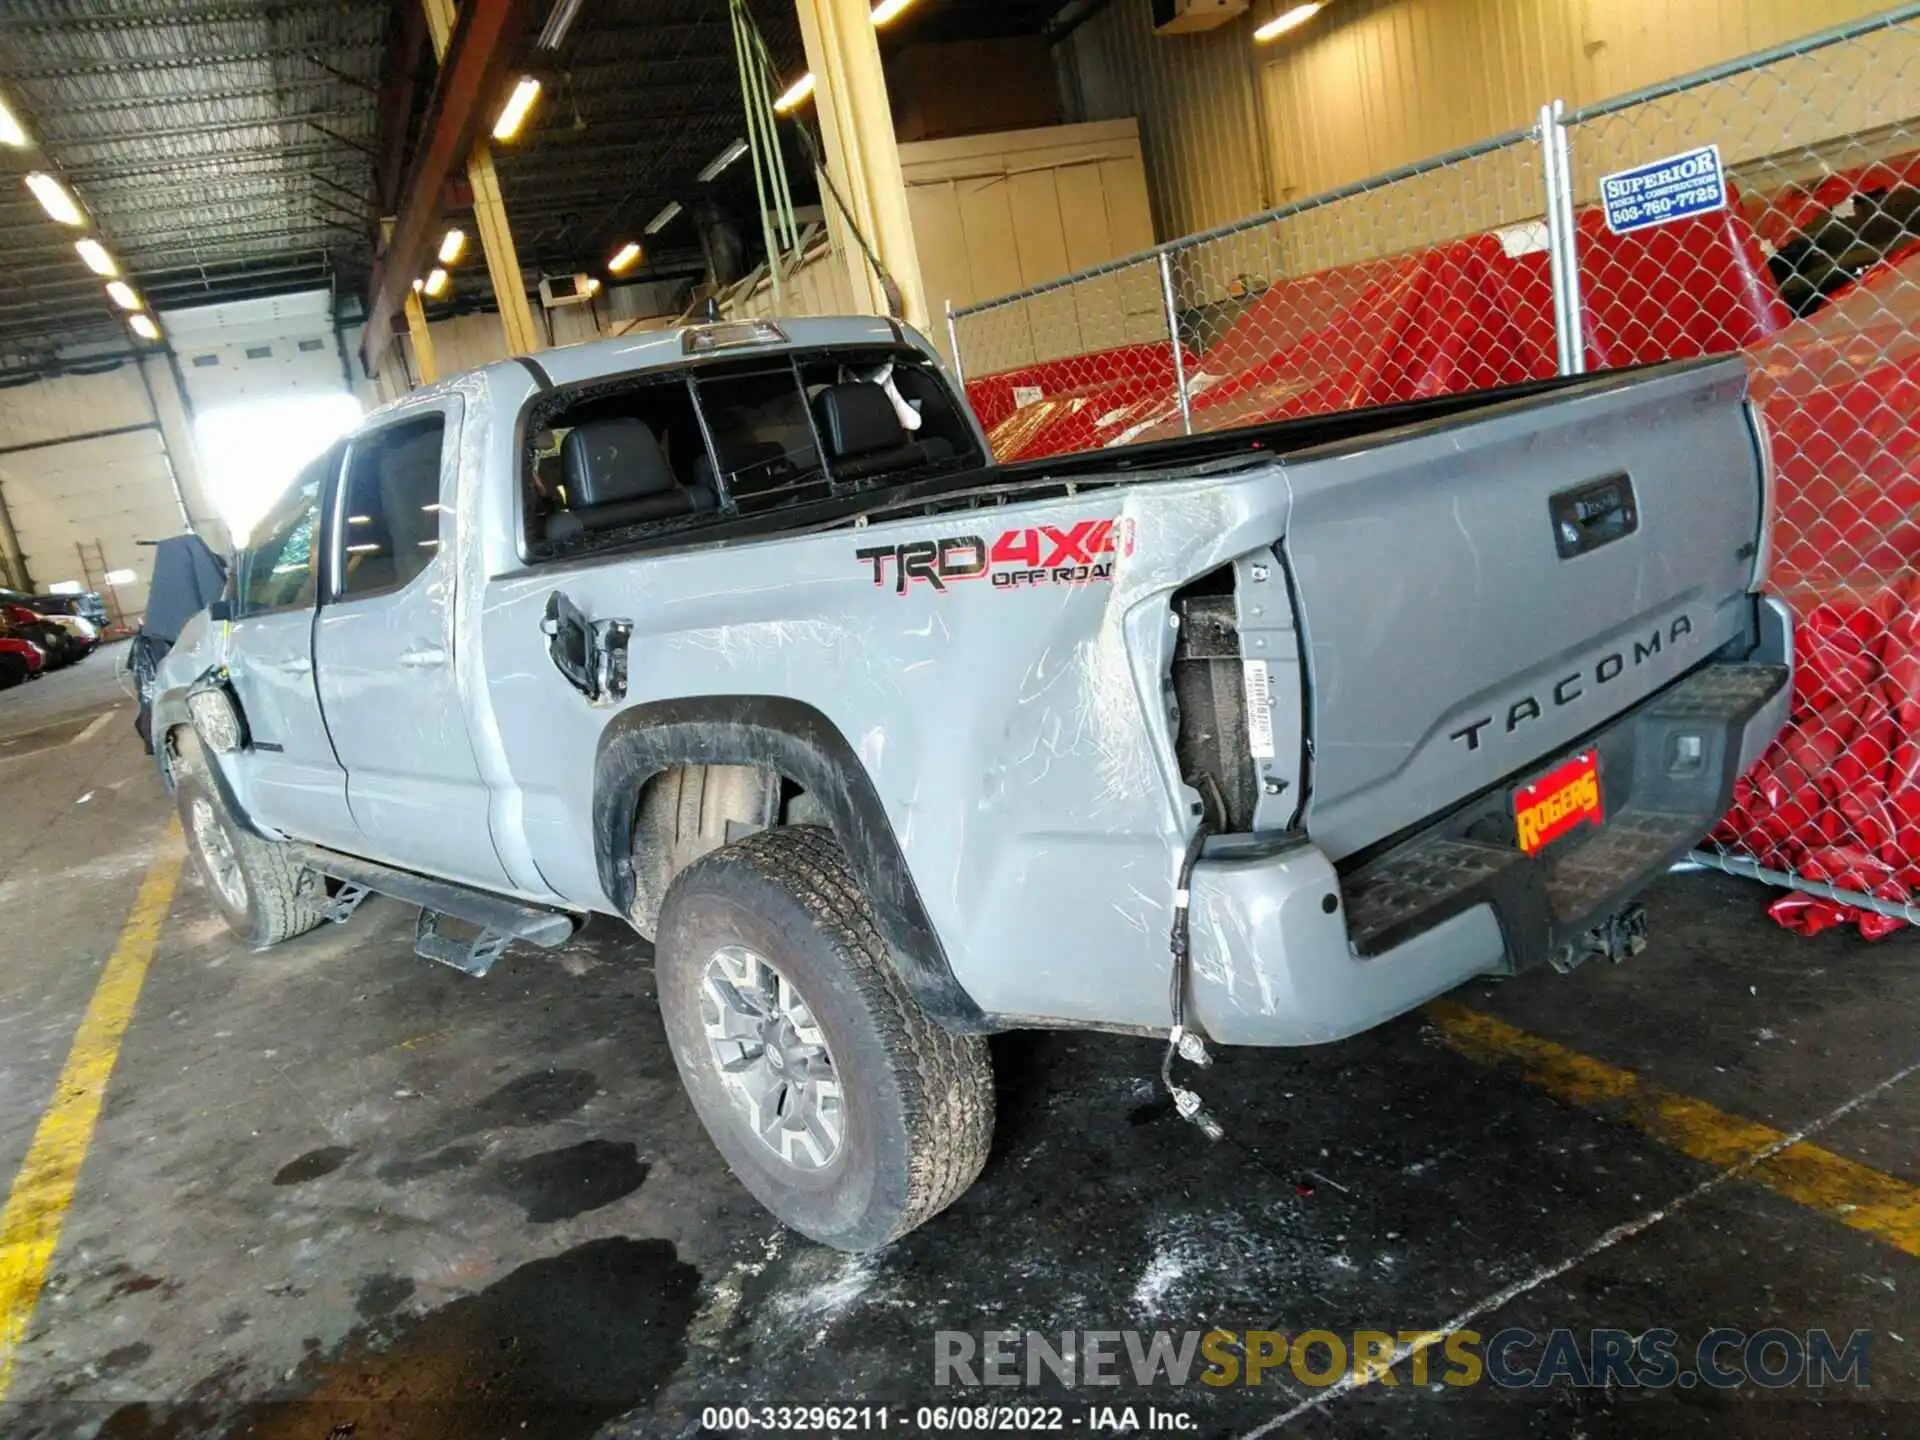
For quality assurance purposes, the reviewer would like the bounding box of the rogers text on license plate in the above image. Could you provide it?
[1514,751,1605,856]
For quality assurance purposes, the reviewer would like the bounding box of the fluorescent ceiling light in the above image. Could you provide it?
[585,276,602,295]
[608,241,642,273]
[438,228,466,264]
[423,267,449,297]
[698,138,750,183]
[0,95,27,148]
[773,73,816,114]
[1255,2,1323,40]
[763,1,911,120]
[25,172,83,226]
[75,238,116,276]
[492,76,542,141]
[645,201,682,235]
[106,280,141,311]
[129,313,160,342]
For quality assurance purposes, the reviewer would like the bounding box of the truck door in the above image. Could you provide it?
[312,402,513,890]
[223,445,360,848]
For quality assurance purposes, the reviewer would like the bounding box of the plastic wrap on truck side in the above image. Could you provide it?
[476,437,1301,1035]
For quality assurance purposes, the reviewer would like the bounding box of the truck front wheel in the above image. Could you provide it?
[655,826,993,1252]
[170,733,329,949]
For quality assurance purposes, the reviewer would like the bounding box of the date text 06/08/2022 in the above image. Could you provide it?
[698,1404,1194,1433]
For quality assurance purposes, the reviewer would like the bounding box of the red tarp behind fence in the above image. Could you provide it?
[963,190,1920,933]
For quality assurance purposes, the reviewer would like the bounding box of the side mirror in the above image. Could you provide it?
[207,598,234,623]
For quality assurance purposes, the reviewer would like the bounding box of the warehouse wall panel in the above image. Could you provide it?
[0,361,204,617]
[1057,1,1269,238]
[899,121,1160,365]
[1053,0,1898,257]
[1261,0,1905,201]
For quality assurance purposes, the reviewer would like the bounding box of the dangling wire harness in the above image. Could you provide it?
[1163,820,1223,1140]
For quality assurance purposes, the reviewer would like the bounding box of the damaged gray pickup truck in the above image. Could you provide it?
[152,315,1791,1251]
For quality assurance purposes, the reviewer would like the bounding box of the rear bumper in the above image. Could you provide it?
[1186,601,1792,1047]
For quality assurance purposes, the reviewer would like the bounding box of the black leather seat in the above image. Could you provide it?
[811,383,951,482]
[545,419,715,542]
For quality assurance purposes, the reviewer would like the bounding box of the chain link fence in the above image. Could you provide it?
[951,3,1920,931]
[1554,5,1920,933]
[950,128,1559,463]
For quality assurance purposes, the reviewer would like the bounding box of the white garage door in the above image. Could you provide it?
[165,290,361,540]
[0,364,188,625]
[168,290,352,412]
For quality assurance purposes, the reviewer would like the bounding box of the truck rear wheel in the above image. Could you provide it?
[171,733,329,950]
[654,826,992,1252]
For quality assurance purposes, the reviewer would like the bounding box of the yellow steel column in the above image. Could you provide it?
[385,218,439,384]
[466,145,542,355]
[405,291,439,383]
[422,0,542,357]
[794,0,928,328]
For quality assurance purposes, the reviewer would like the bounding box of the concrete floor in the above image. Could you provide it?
[0,649,1914,1438]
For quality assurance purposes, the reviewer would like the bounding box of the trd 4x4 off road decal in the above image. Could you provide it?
[856,519,1135,594]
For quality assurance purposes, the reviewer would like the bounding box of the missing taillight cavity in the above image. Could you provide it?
[1171,567,1257,832]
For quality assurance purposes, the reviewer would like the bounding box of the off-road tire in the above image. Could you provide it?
[170,731,329,949]
[629,764,781,940]
[655,825,993,1252]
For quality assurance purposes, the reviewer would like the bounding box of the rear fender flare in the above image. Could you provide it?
[592,696,989,1032]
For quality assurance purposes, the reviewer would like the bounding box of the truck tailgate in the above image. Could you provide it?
[1282,358,1764,862]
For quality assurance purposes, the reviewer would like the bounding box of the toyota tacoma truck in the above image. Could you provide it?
[150,316,1791,1252]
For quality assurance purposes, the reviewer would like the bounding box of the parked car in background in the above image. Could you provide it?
[0,630,45,689]
[0,586,111,631]
[39,611,98,660]
[1,601,76,669]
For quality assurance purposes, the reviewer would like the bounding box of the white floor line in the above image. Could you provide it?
[1238,1050,1920,1436]
[67,709,117,747]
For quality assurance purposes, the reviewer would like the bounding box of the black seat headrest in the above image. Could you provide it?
[562,419,674,506]
[812,383,904,460]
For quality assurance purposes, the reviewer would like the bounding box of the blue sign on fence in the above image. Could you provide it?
[1599,144,1728,235]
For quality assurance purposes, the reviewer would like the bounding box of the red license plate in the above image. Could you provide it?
[1514,750,1605,856]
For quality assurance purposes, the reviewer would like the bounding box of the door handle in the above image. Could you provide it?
[398,646,449,669]
[277,657,313,676]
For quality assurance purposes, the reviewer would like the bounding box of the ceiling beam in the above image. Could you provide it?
[363,0,531,375]
[374,0,431,218]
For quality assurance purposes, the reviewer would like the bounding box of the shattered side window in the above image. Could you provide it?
[237,450,332,615]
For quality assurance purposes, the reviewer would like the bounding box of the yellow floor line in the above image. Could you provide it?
[1426,998,1920,1259]
[0,822,183,1398]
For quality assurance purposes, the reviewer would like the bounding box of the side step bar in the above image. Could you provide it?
[289,844,579,977]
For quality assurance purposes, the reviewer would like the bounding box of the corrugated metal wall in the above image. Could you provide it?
[1259,0,1570,201]
[1057,1,1269,239]
[1260,0,1903,200]
[1056,0,1899,244]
